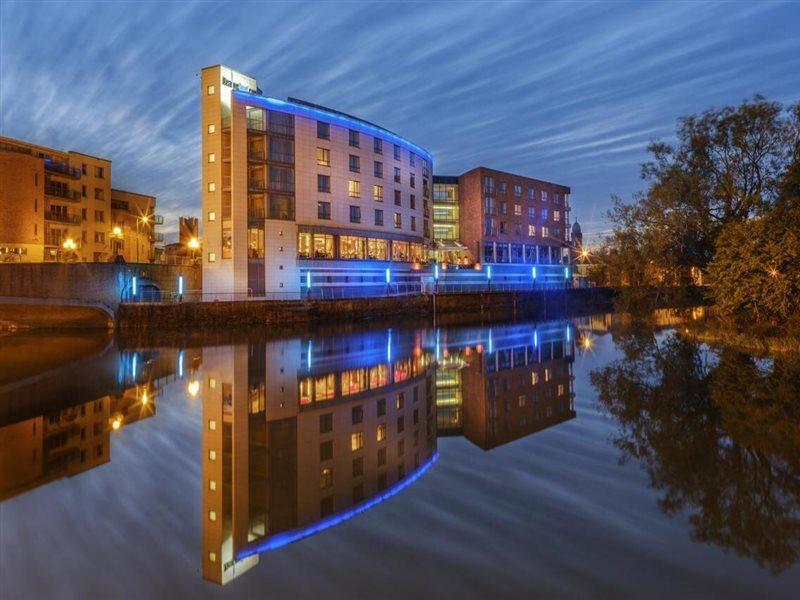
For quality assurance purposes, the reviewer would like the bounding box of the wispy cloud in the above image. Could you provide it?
[1,1,798,241]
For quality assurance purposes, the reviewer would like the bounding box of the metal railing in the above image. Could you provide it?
[44,211,81,224]
[44,185,79,201]
[44,159,81,179]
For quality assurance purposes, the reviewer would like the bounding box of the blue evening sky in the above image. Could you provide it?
[1,1,798,242]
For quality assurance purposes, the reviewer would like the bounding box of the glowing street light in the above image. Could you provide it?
[187,237,201,250]
[187,380,200,398]
[111,417,122,430]
[112,226,124,238]
[62,238,77,251]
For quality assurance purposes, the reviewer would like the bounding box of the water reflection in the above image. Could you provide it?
[591,324,800,574]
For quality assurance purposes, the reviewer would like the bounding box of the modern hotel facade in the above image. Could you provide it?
[201,65,432,298]
[0,136,162,263]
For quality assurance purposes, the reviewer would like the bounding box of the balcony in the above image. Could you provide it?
[268,152,294,164]
[247,118,266,133]
[44,159,81,179]
[248,150,267,162]
[248,179,267,192]
[149,232,165,243]
[44,184,79,201]
[152,214,164,225]
[44,211,81,225]
[268,180,294,193]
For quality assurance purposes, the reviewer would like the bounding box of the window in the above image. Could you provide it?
[207,124,215,134]
[410,216,416,231]
[81,185,87,198]
[372,184,384,202]
[316,147,330,166]
[208,252,216,262]
[320,467,333,489]
[349,154,360,173]
[541,190,548,202]
[542,226,549,237]
[374,161,383,178]
[393,144,401,160]
[353,483,364,503]
[410,173,415,188]
[352,456,364,477]
[320,440,333,461]
[352,405,363,425]
[94,232,105,243]
[94,188,104,201]
[554,210,560,221]
[348,180,361,198]
[514,184,522,197]
[377,423,387,442]
[81,164,87,175]
[368,237,387,258]
[394,167,401,183]
[208,153,215,163]
[397,416,405,433]
[409,153,416,167]
[374,209,384,226]
[320,413,333,433]
[393,212,402,229]
[94,210,104,222]
[528,206,536,218]
[528,225,536,237]
[498,181,507,194]
[499,221,507,234]
[317,201,331,220]
[349,205,361,223]
[318,174,331,193]
[95,166,104,178]
[396,393,404,410]
[208,182,216,192]
[349,129,360,147]
[351,431,364,451]
[340,235,366,259]
[541,208,549,220]
[500,201,507,215]
[207,84,215,95]
[317,121,330,140]
[208,211,216,222]
[374,138,383,154]
[527,186,535,199]
[378,447,387,466]
[377,398,386,416]
[398,439,405,456]
[394,190,401,206]
[409,194,416,210]
[514,204,522,216]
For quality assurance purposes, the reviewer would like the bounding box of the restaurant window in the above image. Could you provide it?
[392,240,410,261]
[369,364,388,388]
[340,235,366,259]
[367,237,388,259]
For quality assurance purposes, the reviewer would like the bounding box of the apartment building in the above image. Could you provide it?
[0,136,161,263]
[200,65,433,298]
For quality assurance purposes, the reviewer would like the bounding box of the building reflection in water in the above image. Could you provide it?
[435,321,576,450]
[0,346,200,501]
[200,330,439,584]
[199,321,576,585]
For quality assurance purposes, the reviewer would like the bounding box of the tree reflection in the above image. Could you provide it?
[591,332,800,573]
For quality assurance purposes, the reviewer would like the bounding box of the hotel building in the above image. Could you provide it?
[201,331,437,584]
[432,168,572,286]
[0,136,162,263]
[200,65,433,298]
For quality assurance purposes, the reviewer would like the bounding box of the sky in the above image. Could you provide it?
[1,1,798,243]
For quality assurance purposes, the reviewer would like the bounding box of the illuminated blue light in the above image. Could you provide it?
[531,267,537,279]
[131,353,138,380]
[435,328,441,361]
[306,271,311,288]
[178,350,184,378]
[307,340,312,370]
[233,90,433,163]
[237,452,439,558]
[387,328,392,363]
[487,265,492,280]
[178,275,184,296]
[434,264,439,281]
[385,268,391,284]
[564,266,570,279]
[566,325,572,342]
[533,329,539,348]
[132,276,137,296]
[488,328,494,354]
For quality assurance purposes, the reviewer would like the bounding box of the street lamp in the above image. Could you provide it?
[137,215,151,263]
[61,238,77,262]
[187,236,200,265]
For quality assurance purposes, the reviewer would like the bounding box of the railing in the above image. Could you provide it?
[149,232,165,243]
[44,159,81,179]
[268,152,294,164]
[268,179,294,193]
[44,184,79,201]
[153,214,165,225]
[248,179,267,192]
[248,205,266,219]
[248,150,267,162]
[268,122,294,136]
[246,118,266,132]
[44,211,80,224]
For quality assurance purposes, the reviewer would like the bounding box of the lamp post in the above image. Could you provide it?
[187,236,200,265]
[137,215,151,263]
[111,226,124,260]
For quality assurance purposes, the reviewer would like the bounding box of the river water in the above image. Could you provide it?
[1,312,798,598]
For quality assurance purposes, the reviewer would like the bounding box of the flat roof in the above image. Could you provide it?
[461,166,570,191]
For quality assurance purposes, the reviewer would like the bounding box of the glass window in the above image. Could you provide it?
[541,208,549,220]
[377,398,386,416]
[320,440,333,461]
[340,235,366,259]
[393,212,402,229]
[409,194,415,210]
[320,467,333,489]
[374,161,383,178]
[498,182,507,194]
[410,173,415,188]
[392,240,410,261]
[351,431,364,451]
[377,423,387,442]
[298,232,334,259]
[409,152,416,167]
[349,129,360,147]
[348,180,361,198]
[268,194,294,220]
[373,138,383,154]
[349,206,361,224]
[393,144,401,160]
[349,154,360,173]
[342,368,367,394]
[394,190,401,206]
[514,184,522,197]
[315,373,336,400]
[248,227,264,258]
[541,190,548,202]
[373,185,383,202]
[317,201,331,220]
[374,210,384,227]
[368,238,388,259]
[316,147,330,166]
[411,243,424,262]
[528,206,536,218]
[528,224,535,237]
[554,210,560,221]
[318,174,331,193]
[207,85,215,95]
[410,216,416,231]
[317,121,330,140]
[394,167,401,183]
[514,204,521,216]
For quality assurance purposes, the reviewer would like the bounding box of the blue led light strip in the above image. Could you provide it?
[233,90,433,163]
[236,451,440,558]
